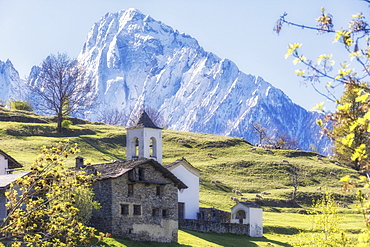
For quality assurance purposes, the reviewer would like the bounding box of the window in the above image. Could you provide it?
[133,137,139,158]
[150,137,156,157]
[128,184,134,196]
[134,138,139,158]
[138,168,144,181]
[152,208,158,217]
[162,209,167,218]
[156,186,161,196]
[128,170,134,181]
[121,204,129,215]
[133,205,141,215]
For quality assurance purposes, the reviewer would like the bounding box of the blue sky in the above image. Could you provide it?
[0,0,367,111]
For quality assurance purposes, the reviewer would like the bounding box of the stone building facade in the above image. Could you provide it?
[87,158,187,242]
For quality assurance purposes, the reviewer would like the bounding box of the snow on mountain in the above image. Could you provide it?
[0,59,28,103]
[77,8,329,153]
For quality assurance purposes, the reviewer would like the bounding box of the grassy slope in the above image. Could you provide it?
[0,108,366,246]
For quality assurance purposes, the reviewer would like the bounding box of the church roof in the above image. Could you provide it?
[164,158,200,177]
[0,149,22,169]
[130,110,161,129]
[85,158,187,189]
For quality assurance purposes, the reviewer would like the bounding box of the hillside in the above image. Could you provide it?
[0,109,364,246]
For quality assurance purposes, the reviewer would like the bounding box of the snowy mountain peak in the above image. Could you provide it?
[0,59,28,102]
[76,9,329,153]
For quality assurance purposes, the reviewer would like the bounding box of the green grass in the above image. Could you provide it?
[0,110,367,246]
[98,229,293,247]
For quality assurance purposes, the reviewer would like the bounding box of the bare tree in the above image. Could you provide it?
[98,108,128,126]
[273,132,300,150]
[29,53,94,133]
[251,123,269,145]
[289,164,301,202]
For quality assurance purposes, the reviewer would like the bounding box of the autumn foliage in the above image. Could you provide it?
[0,141,102,246]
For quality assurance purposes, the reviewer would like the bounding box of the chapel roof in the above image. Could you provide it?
[0,149,22,169]
[129,110,161,129]
[236,201,262,209]
[85,158,187,189]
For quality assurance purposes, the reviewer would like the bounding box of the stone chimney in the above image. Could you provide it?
[75,156,85,169]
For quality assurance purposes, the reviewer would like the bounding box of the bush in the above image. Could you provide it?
[62,119,73,129]
[8,100,33,111]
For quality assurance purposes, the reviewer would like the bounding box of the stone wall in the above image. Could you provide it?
[198,207,231,223]
[179,219,250,235]
[90,179,113,233]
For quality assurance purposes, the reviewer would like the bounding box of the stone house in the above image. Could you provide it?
[0,150,28,222]
[230,201,263,237]
[87,158,187,242]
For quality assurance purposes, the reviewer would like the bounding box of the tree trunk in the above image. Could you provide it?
[291,186,297,201]
[57,112,63,133]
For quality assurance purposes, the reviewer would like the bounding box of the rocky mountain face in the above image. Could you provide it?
[0,60,28,103]
[77,8,329,153]
[0,8,329,153]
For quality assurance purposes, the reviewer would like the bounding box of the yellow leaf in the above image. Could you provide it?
[340,175,351,183]
[351,13,363,18]
[349,121,359,131]
[312,102,325,111]
[317,54,332,65]
[349,51,362,60]
[358,117,366,125]
[341,133,354,146]
[285,43,302,59]
[295,69,305,76]
[359,176,367,182]
[337,103,350,112]
[356,93,369,103]
[293,58,301,65]
[352,144,367,161]
[316,119,323,127]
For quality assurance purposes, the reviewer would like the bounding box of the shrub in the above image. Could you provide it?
[62,119,73,129]
[8,100,33,111]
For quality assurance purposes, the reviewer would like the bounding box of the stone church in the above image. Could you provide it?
[87,111,197,242]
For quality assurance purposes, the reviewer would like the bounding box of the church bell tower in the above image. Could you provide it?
[126,110,163,164]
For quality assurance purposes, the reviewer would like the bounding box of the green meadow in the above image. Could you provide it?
[0,108,366,246]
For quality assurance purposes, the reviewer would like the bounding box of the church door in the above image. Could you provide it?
[178,202,185,219]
